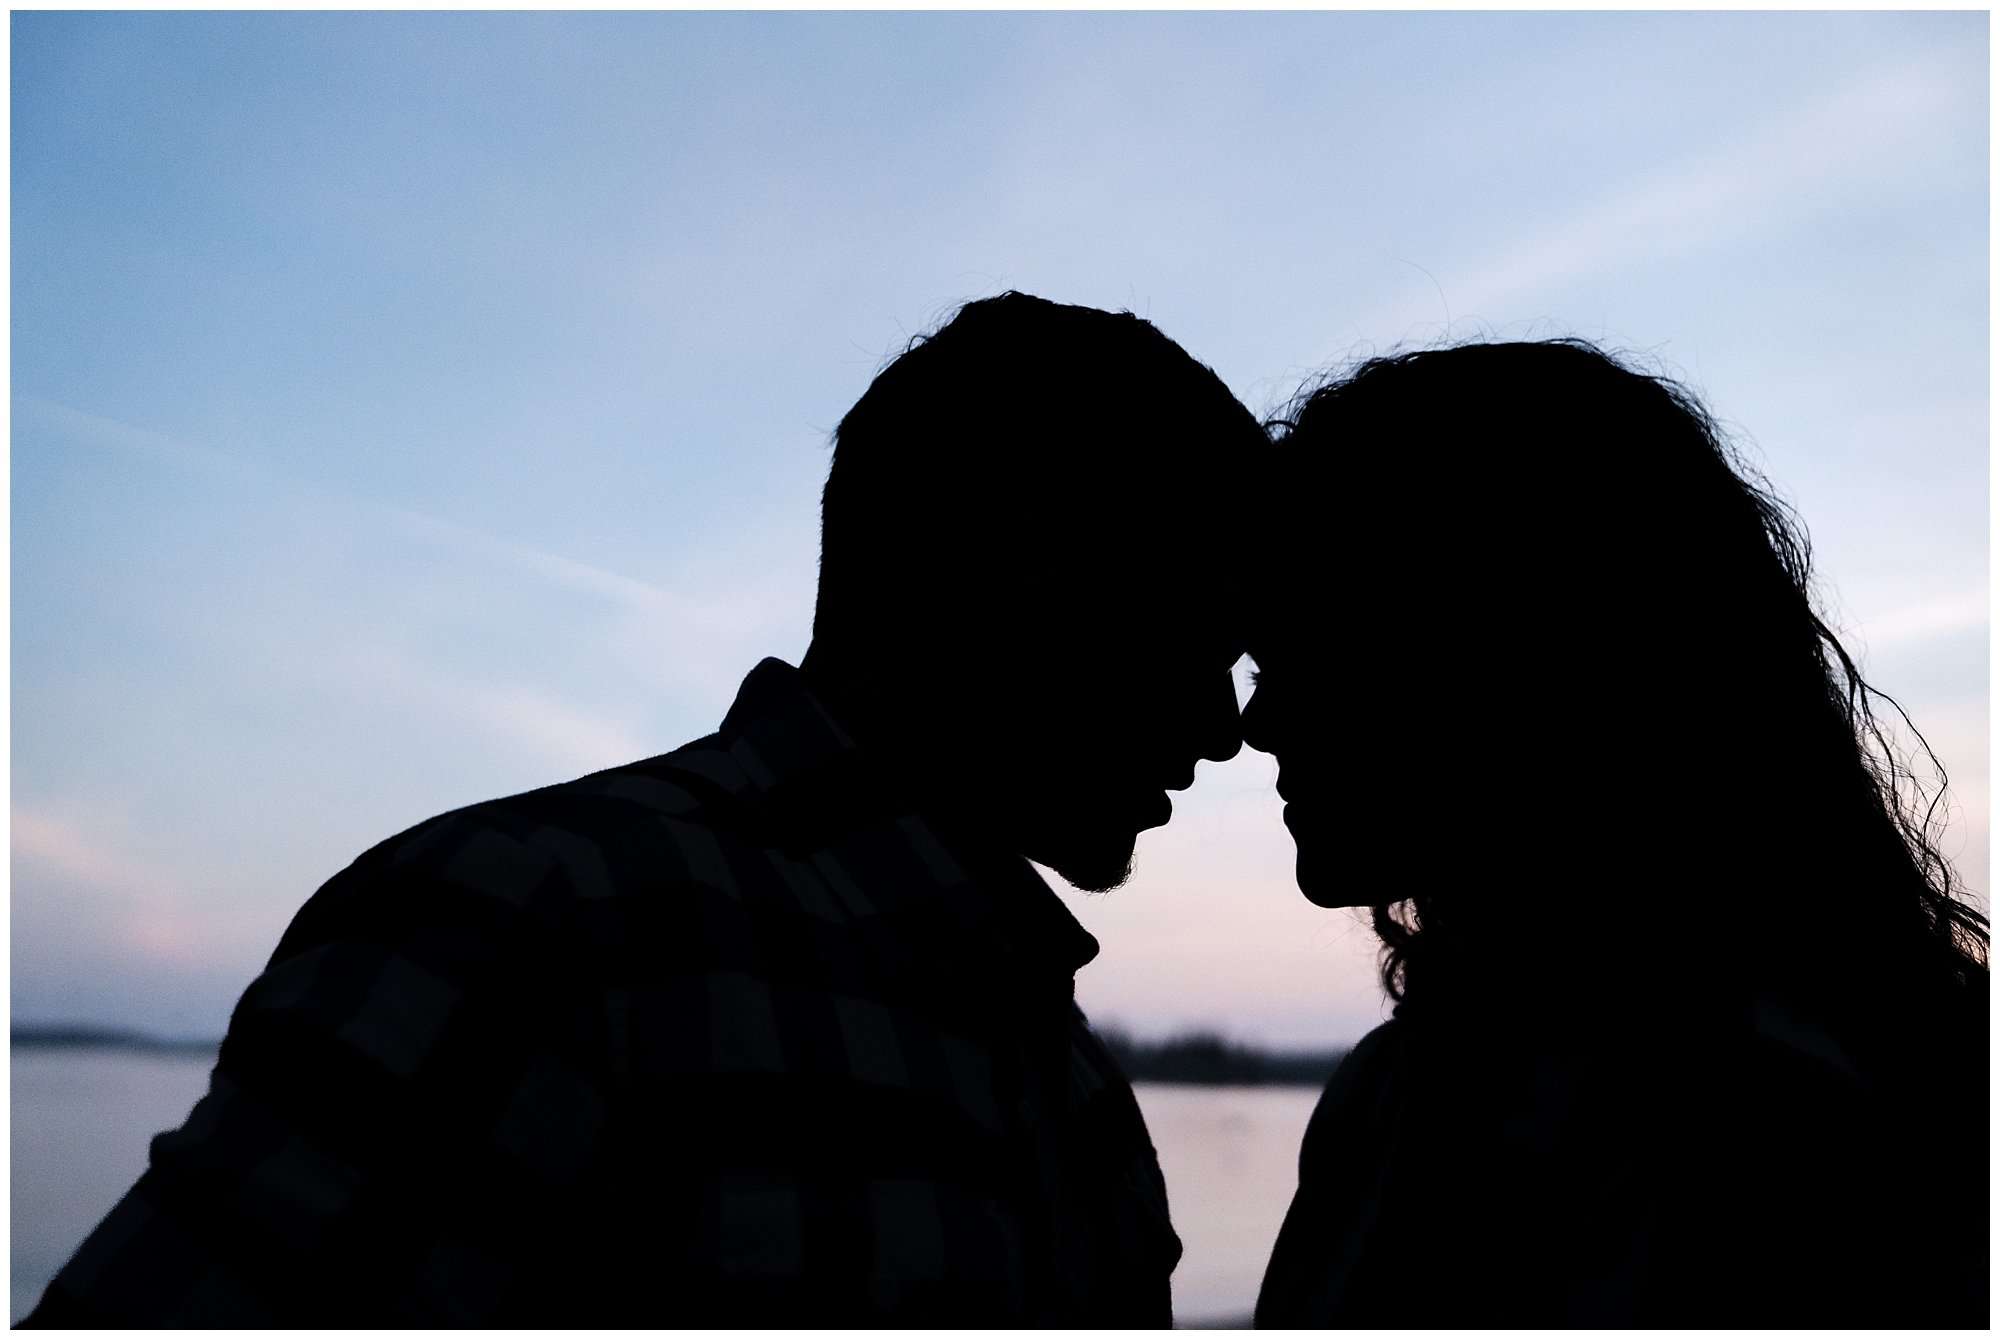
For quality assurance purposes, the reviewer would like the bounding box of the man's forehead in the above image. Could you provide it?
[1136,570,1250,653]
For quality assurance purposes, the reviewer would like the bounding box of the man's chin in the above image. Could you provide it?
[1040,839,1138,894]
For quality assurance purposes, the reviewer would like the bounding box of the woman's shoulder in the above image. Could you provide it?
[1288,1019,1410,1180]
[1308,1018,1404,1106]
[1327,1016,1406,1085]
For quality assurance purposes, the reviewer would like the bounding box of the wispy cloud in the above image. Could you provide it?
[379,504,691,613]
[12,809,163,900]
[1842,589,1989,650]
[11,809,206,964]
[18,396,255,481]
[20,396,717,617]
[20,394,810,715]
[1350,53,1972,348]
[333,644,652,776]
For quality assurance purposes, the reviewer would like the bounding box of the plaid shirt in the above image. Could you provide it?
[26,659,1181,1327]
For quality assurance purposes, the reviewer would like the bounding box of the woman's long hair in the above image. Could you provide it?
[1268,340,1985,1046]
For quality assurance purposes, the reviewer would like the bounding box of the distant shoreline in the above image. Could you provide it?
[11,1026,219,1054]
[12,1024,1350,1089]
[1098,1028,1348,1089]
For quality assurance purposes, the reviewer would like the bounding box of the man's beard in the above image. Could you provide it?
[1044,840,1137,894]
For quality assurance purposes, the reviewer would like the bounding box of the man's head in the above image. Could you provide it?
[806,293,1261,890]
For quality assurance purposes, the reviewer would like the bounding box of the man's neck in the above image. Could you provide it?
[799,638,1005,852]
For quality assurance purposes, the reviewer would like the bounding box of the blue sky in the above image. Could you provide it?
[12,11,1987,1046]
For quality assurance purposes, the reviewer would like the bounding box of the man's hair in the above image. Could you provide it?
[814,292,1261,645]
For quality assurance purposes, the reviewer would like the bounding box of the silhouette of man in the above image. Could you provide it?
[24,293,1260,1326]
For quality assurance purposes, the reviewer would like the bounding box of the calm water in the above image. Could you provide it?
[10,1051,1318,1325]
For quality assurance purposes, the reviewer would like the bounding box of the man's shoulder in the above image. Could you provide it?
[328,748,1022,1124]
[378,737,736,873]
[272,738,772,957]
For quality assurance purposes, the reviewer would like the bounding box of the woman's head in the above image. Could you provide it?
[1241,339,1985,1018]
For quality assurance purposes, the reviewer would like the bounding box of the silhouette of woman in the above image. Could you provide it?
[1243,340,1988,1327]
